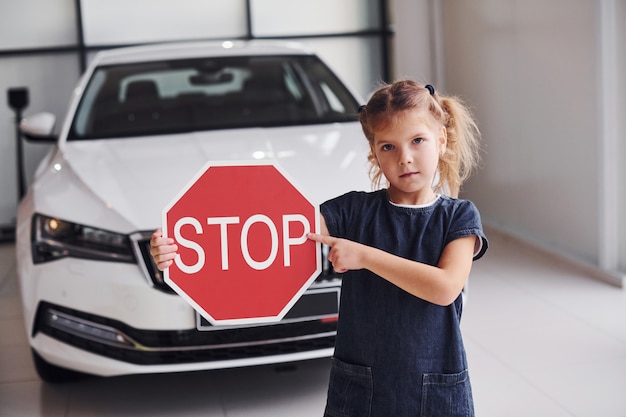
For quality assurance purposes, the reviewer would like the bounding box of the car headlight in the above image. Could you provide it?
[31,214,135,264]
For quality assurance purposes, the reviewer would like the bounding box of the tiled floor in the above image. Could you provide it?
[1,227,626,416]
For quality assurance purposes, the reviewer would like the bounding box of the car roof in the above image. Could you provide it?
[92,40,317,67]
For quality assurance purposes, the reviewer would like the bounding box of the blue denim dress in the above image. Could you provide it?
[320,190,488,417]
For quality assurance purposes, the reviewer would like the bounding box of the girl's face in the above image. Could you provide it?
[371,108,446,205]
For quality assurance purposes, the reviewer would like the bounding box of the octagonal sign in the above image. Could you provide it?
[162,160,321,326]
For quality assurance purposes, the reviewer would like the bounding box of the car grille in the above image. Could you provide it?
[34,301,337,365]
[132,231,339,294]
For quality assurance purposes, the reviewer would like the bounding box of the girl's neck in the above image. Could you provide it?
[386,188,438,206]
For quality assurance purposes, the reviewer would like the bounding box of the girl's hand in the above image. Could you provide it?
[149,228,178,271]
[310,230,477,306]
[307,233,365,273]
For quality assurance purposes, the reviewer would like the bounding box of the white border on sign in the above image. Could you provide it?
[162,159,322,326]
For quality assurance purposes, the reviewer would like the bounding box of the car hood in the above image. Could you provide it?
[49,124,372,232]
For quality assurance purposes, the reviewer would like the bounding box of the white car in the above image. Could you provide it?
[16,40,371,382]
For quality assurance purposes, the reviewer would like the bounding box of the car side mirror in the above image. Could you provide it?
[20,112,58,142]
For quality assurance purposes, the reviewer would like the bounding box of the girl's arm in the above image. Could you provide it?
[307,230,476,306]
[152,215,472,306]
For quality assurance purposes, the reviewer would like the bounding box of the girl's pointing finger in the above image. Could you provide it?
[307,232,336,246]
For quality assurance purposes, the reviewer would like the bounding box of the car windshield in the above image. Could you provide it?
[69,55,360,140]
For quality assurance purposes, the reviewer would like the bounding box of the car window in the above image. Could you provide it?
[120,68,249,100]
[69,55,359,140]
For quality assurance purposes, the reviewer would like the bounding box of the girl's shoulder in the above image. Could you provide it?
[320,190,386,234]
[437,194,481,213]
[323,189,386,207]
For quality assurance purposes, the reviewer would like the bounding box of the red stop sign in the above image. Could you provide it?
[162,161,321,326]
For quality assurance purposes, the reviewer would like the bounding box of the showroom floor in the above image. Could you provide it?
[1,227,626,417]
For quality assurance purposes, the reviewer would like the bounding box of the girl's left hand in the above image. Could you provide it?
[307,233,365,273]
[150,228,179,271]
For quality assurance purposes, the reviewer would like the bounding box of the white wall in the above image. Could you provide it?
[390,0,626,280]
[444,0,600,263]
[617,0,626,274]
[388,0,437,84]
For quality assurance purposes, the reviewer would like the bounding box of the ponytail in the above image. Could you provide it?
[437,95,481,197]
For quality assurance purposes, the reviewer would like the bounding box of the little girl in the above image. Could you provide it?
[151,80,488,417]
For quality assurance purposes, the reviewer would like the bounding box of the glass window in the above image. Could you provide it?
[80,0,247,46]
[0,0,77,49]
[251,0,380,36]
[69,55,359,140]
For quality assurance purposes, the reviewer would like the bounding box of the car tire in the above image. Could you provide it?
[31,349,90,383]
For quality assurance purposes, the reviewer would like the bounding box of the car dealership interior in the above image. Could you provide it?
[1,1,626,416]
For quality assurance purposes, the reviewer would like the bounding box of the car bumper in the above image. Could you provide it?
[19,234,339,377]
[31,332,334,377]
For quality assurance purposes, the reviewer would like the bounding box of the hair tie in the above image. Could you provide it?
[425,84,435,96]
[358,104,366,113]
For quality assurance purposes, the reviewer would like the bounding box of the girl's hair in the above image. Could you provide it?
[359,79,481,198]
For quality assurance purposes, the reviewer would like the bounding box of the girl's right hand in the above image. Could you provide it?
[307,232,365,274]
[149,228,178,271]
